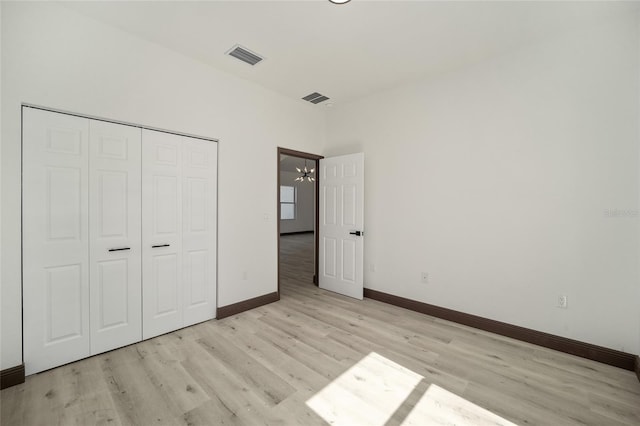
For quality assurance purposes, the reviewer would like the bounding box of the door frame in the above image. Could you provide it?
[277,147,323,297]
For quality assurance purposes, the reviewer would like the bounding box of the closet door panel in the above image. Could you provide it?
[182,139,217,326]
[153,252,180,314]
[89,120,142,355]
[142,129,183,339]
[23,108,90,375]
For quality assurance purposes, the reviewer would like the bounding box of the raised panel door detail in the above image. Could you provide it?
[323,164,338,180]
[47,167,82,240]
[98,171,128,238]
[45,264,84,344]
[342,184,356,227]
[342,240,356,283]
[185,250,207,307]
[323,238,337,278]
[155,144,178,165]
[153,254,179,317]
[98,136,128,160]
[97,259,129,330]
[46,127,82,155]
[154,175,179,234]
[186,178,207,232]
[324,186,337,225]
[188,149,208,168]
[344,162,357,178]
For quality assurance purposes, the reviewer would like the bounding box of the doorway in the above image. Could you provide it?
[277,148,323,297]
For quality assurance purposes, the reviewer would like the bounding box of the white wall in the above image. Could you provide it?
[326,15,640,354]
[280,171,315,234]
[0,2,325,370]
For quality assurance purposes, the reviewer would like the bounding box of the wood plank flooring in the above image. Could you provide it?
[2,233,639,425]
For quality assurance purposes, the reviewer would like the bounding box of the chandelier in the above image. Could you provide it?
[295,160,315,182]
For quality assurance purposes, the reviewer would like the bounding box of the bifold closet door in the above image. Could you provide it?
[142,129,217,339]
[24,108,217,373]
[142,130,183,339]
[23,108,143,374]
[23,108,91,375]
[89,120,142,354]
[182,138,217,327]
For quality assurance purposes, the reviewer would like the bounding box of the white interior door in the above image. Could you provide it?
[23,108,91,375]
[89,120,142,354]
[319,153,364,299]
[142,129,183,339]
[182,138,217,326]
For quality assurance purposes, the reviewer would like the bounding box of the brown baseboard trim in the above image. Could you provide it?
[1,364,25,390]
[217,292,279,319]
[635,356,640,382]
[364,288,637,371]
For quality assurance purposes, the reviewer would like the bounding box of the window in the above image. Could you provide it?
[280,185,296,220]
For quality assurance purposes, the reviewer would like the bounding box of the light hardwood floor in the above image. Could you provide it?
[2,233,639,425]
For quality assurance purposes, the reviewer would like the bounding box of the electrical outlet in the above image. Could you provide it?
[558,295,568,309]
[421,272,429,284]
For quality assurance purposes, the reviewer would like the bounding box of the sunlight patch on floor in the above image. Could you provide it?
[306,352,517,426]
[306,352,422,425]
[404,383,517,426]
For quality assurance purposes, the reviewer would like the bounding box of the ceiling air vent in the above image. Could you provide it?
[302,92,330,104]
[226,44,264,66]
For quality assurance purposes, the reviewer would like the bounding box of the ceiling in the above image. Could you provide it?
[64,1,638,106]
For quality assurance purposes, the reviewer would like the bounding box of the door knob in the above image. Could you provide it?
[349,231,362,236]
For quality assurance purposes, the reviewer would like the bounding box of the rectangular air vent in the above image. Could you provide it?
[226,44,264,66]
[302,92,330,104]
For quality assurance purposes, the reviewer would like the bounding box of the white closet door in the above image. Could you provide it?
[182,139,217,326]
[142,129,183,339]
[89,120,142,354]
[23,108,90,375]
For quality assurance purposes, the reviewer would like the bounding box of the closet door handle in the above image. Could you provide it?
[151,244,170,248]
[108,247,131,252]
